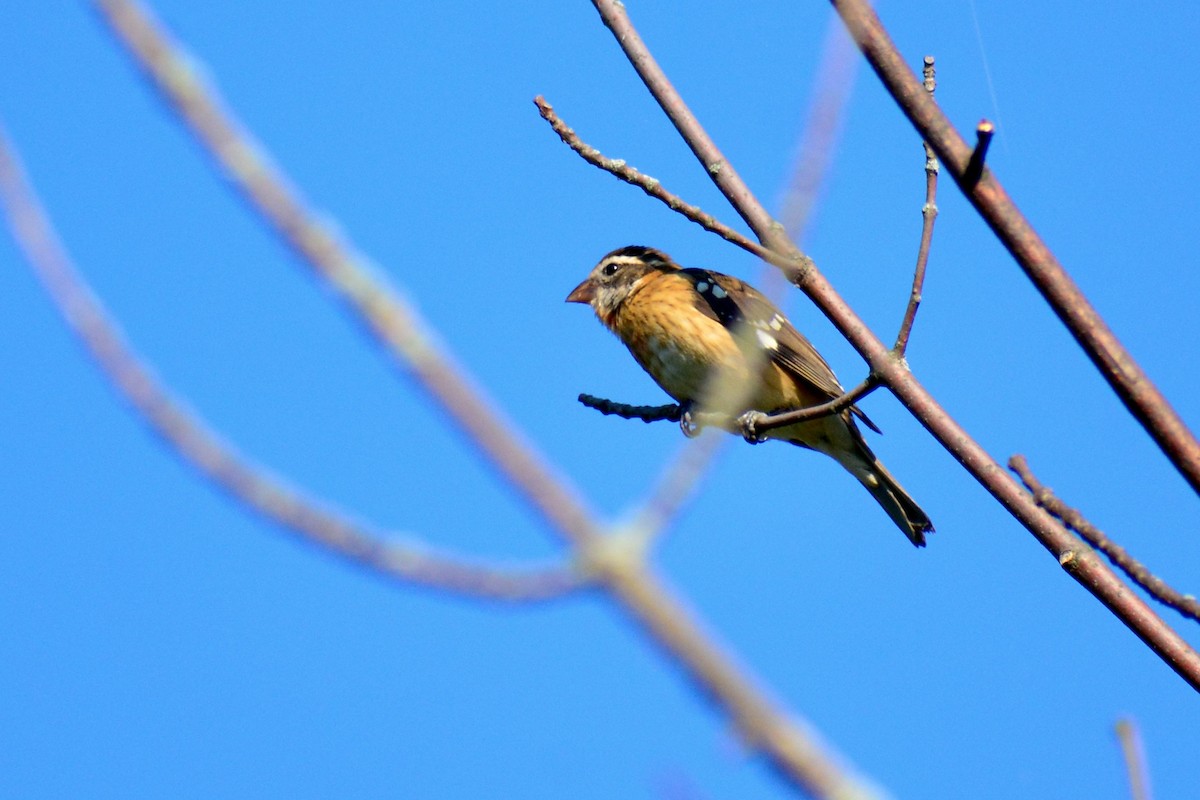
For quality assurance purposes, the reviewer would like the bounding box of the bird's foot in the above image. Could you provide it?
[678,401,702,439]
[737,410,768,444]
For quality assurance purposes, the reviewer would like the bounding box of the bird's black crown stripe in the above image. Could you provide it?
[612,245,671,268]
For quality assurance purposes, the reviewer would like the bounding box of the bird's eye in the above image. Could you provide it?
[601,262,620,277]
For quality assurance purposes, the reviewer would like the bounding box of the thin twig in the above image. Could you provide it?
[831,0,1200,500]
[578,394,682,424]
[745,378,879,438]
[589,0,1200,692]
[534,96,779,268]
[92,0,603,551]
[893,56,939,355]
[1114,718,1153,800]
[0,130,582,603]
[1010,456,1200,624]
[580,377,879,441]
[963,119,994,187]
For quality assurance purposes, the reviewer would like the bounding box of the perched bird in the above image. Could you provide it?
[567,245,933,546]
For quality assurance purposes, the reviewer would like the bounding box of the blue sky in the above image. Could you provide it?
[3,2,1199,798]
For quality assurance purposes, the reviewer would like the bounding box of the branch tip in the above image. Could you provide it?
[533,93,798,271]
[1010,455,1200,624]
[0,130,580,604]
[963,119,995,186]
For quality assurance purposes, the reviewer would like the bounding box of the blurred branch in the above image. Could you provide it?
[1011,456,1200,624]
[894,55,939,356]
[777,17,859,240]
[830,0,1200,500]
[0,130,582,603]
[1114,718,1153,800]
[88,2,882,797]
[587,0,1200,692]
[93,0,603,551]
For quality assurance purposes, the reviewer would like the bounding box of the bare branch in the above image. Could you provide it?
[589,0,810,269]
[830,0,1200,500]
[743,378,880,439]
[1010,456,1200,624]
[589,0,1200,690]
[89,4,883,795]
[534,96,781,268]
[578,394,682,424]
[580,377,879,442]
[91,0,606,550]
[0,130,582,603]
[893,55,939,356]
[1115,718,1153,800]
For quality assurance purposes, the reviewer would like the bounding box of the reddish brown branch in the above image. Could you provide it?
[831,0,1200,500]
[0,130,581,603]
[590,1,809,271]
[894,55,939,356]
[534,96,781,268]
[589,0,1200,692]
[1011,456,1200,624]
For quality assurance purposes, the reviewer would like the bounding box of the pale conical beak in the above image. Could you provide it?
[566,278,595,305]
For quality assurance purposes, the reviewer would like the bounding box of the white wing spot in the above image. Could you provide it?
[755,329,779,350]
[710,284,728,299]
[769,314,784,331]
[695,281,710,292]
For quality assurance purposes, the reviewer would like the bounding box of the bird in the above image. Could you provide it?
[566,245,933,546]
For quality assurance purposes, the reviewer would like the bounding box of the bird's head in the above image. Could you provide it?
[566,246,677,326]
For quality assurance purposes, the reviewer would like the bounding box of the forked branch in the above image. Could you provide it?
[586,0,1200,691]
[0,132,582,603]
[93,0,604,551]
[84,2,885,797]
[1011,456,1200,624]
[831,0,1200,499]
